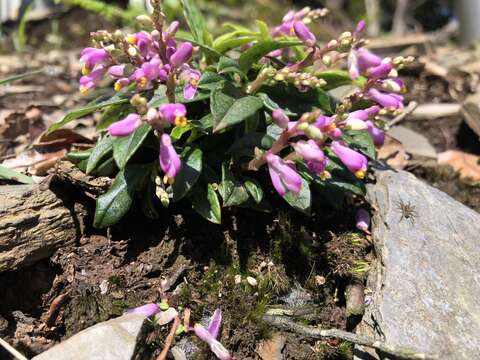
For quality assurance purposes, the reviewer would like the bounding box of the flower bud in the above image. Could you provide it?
[170,42,193,68]
[355,208,370,233]
[293,21,316,47]
[136,15,154,28]
[304,125,323,140]
[272,109,289,129]
[322,55,332,67]
[108,114,142,137]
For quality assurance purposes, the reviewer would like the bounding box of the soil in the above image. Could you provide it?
[0,6,479,360]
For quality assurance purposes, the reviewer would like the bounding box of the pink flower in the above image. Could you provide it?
[354,20,366,37]
[366,62,393,79]
[180,67,201,100]
[170,42,193,68]
[158,103,187,127]
[366,120,385,146]
[108,64,126,79]
[272,109,290,129]
[193,309,232,360]
[293,140,328,175]
[293,21,316,47]
[125,303,160,317]
[331,141,368,179]
[265,153,302,196]
[80,48,109,72]
[79,65,106,94]
[159,134,181,180]
[356,48,382,72]
[355,208,371,233]
[133,58,161,88]
[367,88,404,109]
[346,106,380,122]
[128,31,154,57]
[108,114,142,137]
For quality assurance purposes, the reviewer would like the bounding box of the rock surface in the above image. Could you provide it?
[388,126,437,158]
[33,314,149,360]
[355,170,480,359]
[0,185,85,272]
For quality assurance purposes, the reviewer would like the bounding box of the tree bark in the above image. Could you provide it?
[0,184,84,273]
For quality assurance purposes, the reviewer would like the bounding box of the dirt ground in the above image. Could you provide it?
[1,7,479,360]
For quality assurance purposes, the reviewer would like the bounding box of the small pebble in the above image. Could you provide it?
[234,274,242,284]
[247,276,257,287]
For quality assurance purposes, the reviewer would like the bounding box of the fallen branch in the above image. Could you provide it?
[156,316,181,360]
[0,337,28,360]
[263,315,438,360]
[389,101,418,126]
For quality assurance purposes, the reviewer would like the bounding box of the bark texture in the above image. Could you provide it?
[0,185,83,272]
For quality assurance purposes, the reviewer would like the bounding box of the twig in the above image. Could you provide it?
[183,307,191,330]
[45,293,69,327]
[389,101,418,127]
[0,337,28,360]
[263,315,438,360]
[156,316,181,360]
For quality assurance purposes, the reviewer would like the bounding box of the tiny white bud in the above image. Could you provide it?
[246,276,257,287]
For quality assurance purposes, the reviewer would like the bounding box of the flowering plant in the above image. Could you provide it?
[53,0,412,227]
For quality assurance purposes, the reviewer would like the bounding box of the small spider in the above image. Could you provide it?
[396,199,418,224]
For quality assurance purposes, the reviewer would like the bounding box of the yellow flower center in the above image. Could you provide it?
[114,81,123,92]
[82,66,91,76]
[326,123,337,132]
[355,170,365,179]
[163,175,175,185]
[190,78,198,86]
[79,86,90,96]
[138,76,148,88]
[126,34,137,45]
[175,116,188,127]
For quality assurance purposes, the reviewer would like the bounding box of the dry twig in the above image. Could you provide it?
[0,337,28,360]
[156,316,181,360]
[263,315,438,360]
[389,101,419,127]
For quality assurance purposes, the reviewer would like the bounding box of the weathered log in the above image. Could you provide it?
[0,184,84,273]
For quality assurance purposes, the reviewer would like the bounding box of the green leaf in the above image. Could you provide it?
[239,39,302,72]
[198,72,225,90]
[172,146,203,202]
[210,86,237,127]
[149,84,210,107]
[283,177,312,215]
[0,165,34,184]
[48,93,130,133]
[257,92,296,116]
[219,163,250,207]
[256,20,271,39]
[227,132,275,157]
[170,123,193,142]
[260,83,332,115]
[244,177,264,204]
[217,56,244,76]
[86,135,114,174]
[93,164,149,228]
[214,35,258,54]
[342,130,376,159]
[213,96,263,133]
[0,68,44,86]
[190,184,221,224]
[180,0,208,45]
[113,123,152,169]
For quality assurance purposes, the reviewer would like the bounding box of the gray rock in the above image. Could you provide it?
[355,170,480,359]
[388,126,437,158]
[33,314,149,360]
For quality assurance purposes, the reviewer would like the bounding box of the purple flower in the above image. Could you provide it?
[80,47,109,73]
[160,134,182,181]
[170,42,193,68]
[293,21,316,47]
[331,141,368,179]
[346,106,380,122]
[158,103,187,127]
[366,120,385,146]
[293,140,328,175]
[356,48,382,72]
[108,113,142,137]
[125,303,160,317]
[114,77,131,92]
[355,208,371,233]
[354,20,366,37]
[366,62,393,79]
[314,115,337,136]
[367,88,404,109]
[128,31,154,57]
[108,64,126,79]
[79,65,106,94]
[272,109,290,129]
[265,153,302,196]
[348,51,360,80]
[193,309,232,360]
[180,67,201,100]
[133,58,161,88]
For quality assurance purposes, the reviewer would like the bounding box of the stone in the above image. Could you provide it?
[33,314,149,360]
[388,126,437,158]
[355,170,480,359]
[256,333,286,360]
